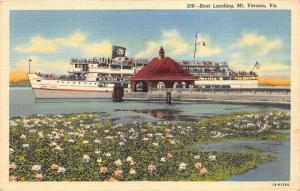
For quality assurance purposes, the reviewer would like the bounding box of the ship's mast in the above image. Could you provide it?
[193,32,198,59]
[28,58,32,74]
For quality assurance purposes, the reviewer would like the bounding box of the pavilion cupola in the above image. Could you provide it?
[159,46,165,59]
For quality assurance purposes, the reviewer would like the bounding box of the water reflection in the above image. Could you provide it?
[115,109,196,121]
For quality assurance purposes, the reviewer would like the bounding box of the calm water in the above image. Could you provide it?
[9,87,290,181]
[191,139,290,181]
[10,87,288,123]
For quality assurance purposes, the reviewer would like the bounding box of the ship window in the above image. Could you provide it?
[36,80,41,82]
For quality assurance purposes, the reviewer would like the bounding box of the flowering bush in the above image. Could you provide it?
[9,110,289,181]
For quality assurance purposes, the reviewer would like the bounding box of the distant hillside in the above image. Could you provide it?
[10,71,28,82]
[258,76,290,86]
[10,80,31,87]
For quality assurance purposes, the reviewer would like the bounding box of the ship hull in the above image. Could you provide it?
[28,73,114,99]
[32,88,112,99]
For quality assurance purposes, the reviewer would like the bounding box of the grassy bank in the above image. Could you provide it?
[9,110,289,181]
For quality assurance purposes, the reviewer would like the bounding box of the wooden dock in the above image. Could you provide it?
[124,87,290,105]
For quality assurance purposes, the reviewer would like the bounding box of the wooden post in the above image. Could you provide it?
[112,84,124,102]
[166,92,171,104]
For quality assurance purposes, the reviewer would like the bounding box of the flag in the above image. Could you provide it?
[254,62,260,69]
[202,41,206,46]
[112,45,126,59]
[29,59,32,62]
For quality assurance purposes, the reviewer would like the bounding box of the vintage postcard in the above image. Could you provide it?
[0,0,299,190]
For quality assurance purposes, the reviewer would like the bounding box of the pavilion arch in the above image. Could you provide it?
[173,82,179,88]
[134,81,148,92]
[157,82,165,89]
[135,82,144,92]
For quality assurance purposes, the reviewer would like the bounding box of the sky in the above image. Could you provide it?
[10,10,291,78]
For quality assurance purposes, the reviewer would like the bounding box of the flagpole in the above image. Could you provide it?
[193,32,197,59]
[28,59,31,74]
[252,62,259,71]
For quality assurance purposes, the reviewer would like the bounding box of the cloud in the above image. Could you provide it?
[81,41,112,57]
[13,56,68,74]
[14,30,112,57]
[135,30,223,58]
[15,36,57,53]
[236,33,282,54]
[196,37,223,57]
[135,30,190,58]
[161,30,191,55]
[227,32,289,78]
[135,41,161,58]
[229,60,290,78]
[56,30,88,47]
[256,62,290,77]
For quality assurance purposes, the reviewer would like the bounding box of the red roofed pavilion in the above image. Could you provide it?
[130,47,197,92]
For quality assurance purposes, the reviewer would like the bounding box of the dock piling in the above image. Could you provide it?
[166,92,172,104]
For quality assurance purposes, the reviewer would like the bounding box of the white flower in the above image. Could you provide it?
[68,139,75,143]
[94,150,101,154]
[55,145,63,151]
[160,157,166,162]
[58,166,66,173]
[129,128,135,133]
[92,130,98,134]
[105,152,111,157]
[83,154,90,162]
[126,156,133,162]
[93,139,101,144]
[169,140,175,144]
[209,155,216,161]
[10,120,18,126]
[97,158,102,163]
[105,136,113,139]
[147,165,156,172]
[152,142,159,147]
[194,155,200,160]
[82,140,89,144]
[49,141,57,147]
[38,132,44,138]
[129,161,135,165]
[20,134,26,139]
[114,159,122,166]
[119,142,125,146]
[104,130,109,133]
[179,163,187,171]
[54,135,60,139]
[22,144,29,148]
[142,137,149,141]
[129,169,136,175]
[9,148,15,155]
[155,133,163,136]
[31,165,41,171]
